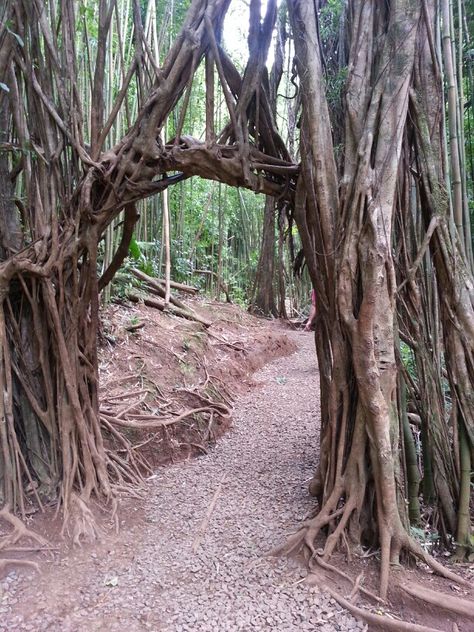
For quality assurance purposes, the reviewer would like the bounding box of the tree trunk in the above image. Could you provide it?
[287,0,473,596]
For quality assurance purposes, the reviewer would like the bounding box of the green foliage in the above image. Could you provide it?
[410,525,441,550]
[129,314,140,327]
[128,235,143,261]
[318,0,343,42]
[400,341,416,382]
[326,67,347,108]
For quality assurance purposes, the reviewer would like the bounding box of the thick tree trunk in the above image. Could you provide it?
[288,0,472,597]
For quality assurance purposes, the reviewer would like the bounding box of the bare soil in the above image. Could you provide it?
[0,300,473,632]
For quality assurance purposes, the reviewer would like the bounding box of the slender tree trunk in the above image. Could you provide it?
[250,196,277,316]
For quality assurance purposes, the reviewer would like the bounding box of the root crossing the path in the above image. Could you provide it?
[1,331,360,631]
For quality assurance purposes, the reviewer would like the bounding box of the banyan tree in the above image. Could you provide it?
[0,0,473,611]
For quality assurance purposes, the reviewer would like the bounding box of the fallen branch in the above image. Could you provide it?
[153,278,199,294]
[127,293,212,327]
[125,321,145,332]
[193,269,231,303]
[131,268,198,303]
[192,474,227,553]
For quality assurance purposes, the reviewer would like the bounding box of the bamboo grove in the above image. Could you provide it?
[0,0,473,600]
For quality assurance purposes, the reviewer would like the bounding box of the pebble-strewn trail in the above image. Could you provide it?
[1,330,361,631]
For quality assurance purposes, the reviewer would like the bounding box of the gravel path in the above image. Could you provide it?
[1,330,360,632]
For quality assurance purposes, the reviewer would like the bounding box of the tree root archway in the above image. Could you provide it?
[0,0,473,622]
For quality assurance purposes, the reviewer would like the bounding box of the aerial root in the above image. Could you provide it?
[400,583,474,618]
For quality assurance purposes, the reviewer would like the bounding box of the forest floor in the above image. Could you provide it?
[0,300,473,632]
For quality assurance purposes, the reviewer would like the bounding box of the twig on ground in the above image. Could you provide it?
[208,331,246,351]
[349,572,363,602]
[192,474,227,553]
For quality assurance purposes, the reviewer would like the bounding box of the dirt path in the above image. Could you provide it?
[1,330,361,632]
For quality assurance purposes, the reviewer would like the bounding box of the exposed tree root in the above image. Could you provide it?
[398,533,471,589]
[281,507,469,592]
[400,583,474,618]
[0,559,40,576]
[318,579,444,632]
[63,494,103,547]
[101,406,226,429]
[99,364,233,493]
[0,505,49,550]
[0,505,49,577]
[175,388,231,418]
[208,331,246,351]
[307,559,384,604]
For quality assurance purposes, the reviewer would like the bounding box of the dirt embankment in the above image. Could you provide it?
[99,298,297,467]
[0,298,296,559]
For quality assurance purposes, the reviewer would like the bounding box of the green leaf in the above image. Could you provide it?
[128,235,143,261]
[0,82,10,93]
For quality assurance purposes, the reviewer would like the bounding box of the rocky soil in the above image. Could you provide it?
[0,330,363,631]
